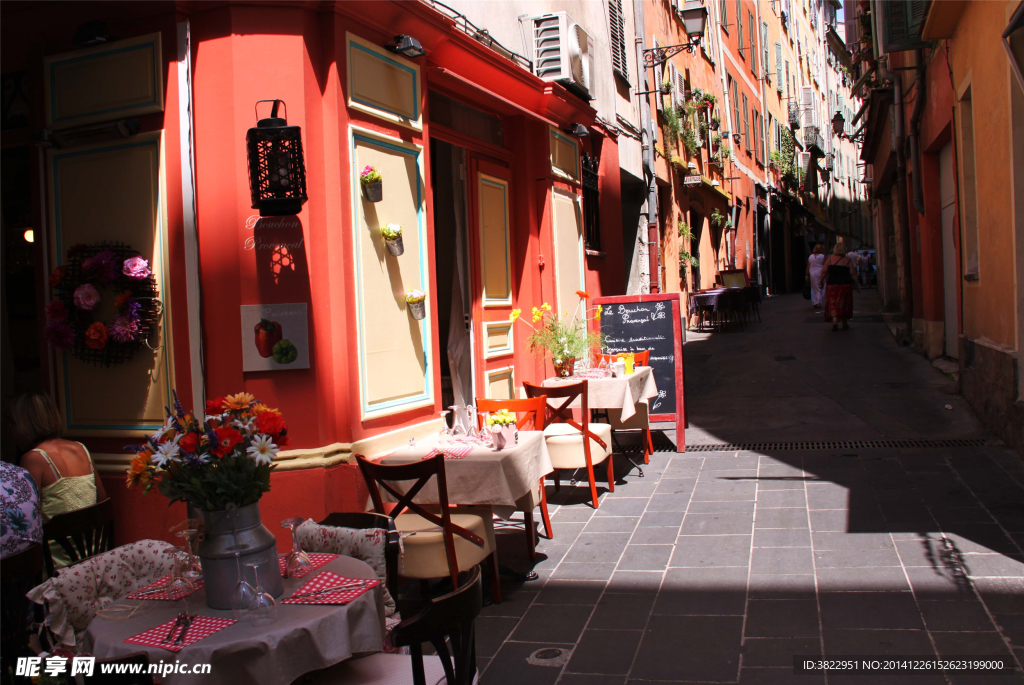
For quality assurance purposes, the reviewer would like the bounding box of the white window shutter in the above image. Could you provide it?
[802,85,815,128]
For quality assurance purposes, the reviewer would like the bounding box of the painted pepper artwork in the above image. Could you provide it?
[254,318,283,358]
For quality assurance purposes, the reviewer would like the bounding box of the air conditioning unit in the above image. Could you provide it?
[530,12,594,99]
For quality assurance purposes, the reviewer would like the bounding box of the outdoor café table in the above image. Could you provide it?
[83,555,385,685]
[541,365,657,423]
[377,431,553,517]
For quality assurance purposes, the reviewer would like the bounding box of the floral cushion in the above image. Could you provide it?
[295,519,396,616]
[26,539,175,650]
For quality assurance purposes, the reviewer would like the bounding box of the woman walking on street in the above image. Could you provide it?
[819,243,859,331]
[806,244,826,309]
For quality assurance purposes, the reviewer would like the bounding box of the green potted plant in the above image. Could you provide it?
[510,293,603,377]
[380,223,404,256]
[360,165,383,202]
[405,289,427,320]
[681,127,701,156]
[710,113,721,131]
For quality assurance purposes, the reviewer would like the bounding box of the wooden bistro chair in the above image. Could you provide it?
[356,454,502,604]
[591,350,655,473]
[42,498,114,577]
[475,396,552,561]
[524,380,613,510]
[1,543,44,676]
[319,512,400,597]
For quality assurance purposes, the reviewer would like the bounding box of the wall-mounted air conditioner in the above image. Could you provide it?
[530,12,594,99]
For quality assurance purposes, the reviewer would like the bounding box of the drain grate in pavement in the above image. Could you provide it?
[685,438,997,452]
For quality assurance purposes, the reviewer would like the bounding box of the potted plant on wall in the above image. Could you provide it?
[510,292,603,378]
[360,165,383,202]
[127,391,288,609]
[406,289,427,320]
[710,114,721,131]
[381,223,404,256]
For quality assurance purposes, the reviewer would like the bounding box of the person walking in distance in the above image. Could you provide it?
[819,243,859,331]
[806,244,826,309]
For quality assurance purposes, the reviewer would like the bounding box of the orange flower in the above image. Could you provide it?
[115,290,133,309]
[251,403,280,415]
[49,266,66,288]
[127,450,152,488]
[576,290,590,299]
[84,322,109,350]
[223,392,255,411]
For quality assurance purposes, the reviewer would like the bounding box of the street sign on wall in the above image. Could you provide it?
[683,174,702,187]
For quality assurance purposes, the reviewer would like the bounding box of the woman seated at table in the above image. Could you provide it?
[10,393,107,569]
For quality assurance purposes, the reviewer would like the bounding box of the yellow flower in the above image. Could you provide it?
[541,302,552,312]
[509,308,522,322]
[532,307,543,323]
[223,392,255,411]
[594,304,603,322]
[126,450,153,488]
[251,403,280,415]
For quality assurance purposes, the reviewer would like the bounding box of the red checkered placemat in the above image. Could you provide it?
[125,575,204,601]
[281,570,380,605]
[124,616,235,653]
[420,445,473,460]
[278,552,337,578]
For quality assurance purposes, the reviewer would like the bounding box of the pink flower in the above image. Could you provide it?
[109,314,140,342]
[123,256,152,279]
[46,300,67,320]
[44,319,75,350]
[73,284,100,311]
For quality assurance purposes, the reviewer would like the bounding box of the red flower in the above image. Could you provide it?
[276,432,290,448]
[205,397,226,415]
[46,300,68,320]
[575,290,590,300]
[115,290,133,309]
[212,426,242,457]
[84,322,108,350]
[256,411,286,437]
[179,432,200,454]
[50,266,67,288]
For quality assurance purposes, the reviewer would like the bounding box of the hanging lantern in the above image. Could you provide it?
[246,99,308,217]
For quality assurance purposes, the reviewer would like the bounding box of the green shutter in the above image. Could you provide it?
[737,0,743,52]
[609,0,628,80]
[775,42,783,91]
[750,12,757,74]
[882,0,928,52]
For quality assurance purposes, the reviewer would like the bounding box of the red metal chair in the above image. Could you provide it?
[523,380,613,509]
[475,396,552,560]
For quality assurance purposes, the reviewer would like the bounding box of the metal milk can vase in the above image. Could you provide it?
[196,502,283,610]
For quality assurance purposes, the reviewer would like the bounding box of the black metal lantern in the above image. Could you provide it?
[246,99,308,217]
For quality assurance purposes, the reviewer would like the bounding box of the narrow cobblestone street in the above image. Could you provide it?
[478,292,1024,684]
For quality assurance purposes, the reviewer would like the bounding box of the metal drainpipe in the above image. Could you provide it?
[879,57,914,318]
[730,202,740,268]
[634,0,659,293]
[909,49,926,215]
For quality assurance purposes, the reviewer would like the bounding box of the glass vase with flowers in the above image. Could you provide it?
[510,290,603,378]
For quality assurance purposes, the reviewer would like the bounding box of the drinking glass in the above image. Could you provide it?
[477,411,492,447]
[598,356,611,378]
[175,527,203,583]
[245,560,278,626]
[280,517,312,578]
[448,405,465,438]
[227,544,256,622]
[465,405,480,441]
[438,410,452,439]
[166,546,195,599]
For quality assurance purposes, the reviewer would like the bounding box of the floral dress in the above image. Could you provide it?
[1,461,43,558]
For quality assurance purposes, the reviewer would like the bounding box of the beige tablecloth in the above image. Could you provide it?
[83,556,385,685]
[378,431,552,514]
[542,366,658,422]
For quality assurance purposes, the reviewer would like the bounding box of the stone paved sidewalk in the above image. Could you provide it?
[477,293,1024,684]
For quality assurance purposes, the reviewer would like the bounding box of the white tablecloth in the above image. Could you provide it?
[542,366,658,422]
[83,556,385,685]
[378,431,552,515]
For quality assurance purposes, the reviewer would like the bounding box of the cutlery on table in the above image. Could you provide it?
[174,615,196,644]
[289,581,369,600]
[162,613,186,643]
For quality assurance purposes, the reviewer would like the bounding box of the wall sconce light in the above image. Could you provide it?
[565,123,589,137]
[687,161,698,170]
[246,99,308,217]
[832,111,845,136]
[711,180,720,187]
[386,35,426,59]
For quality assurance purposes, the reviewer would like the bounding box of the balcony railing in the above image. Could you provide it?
[805,126,826,154]
[788,103,802,128]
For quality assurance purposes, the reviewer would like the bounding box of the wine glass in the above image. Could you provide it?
[245,560,278,626]
[465,405,480,441]
[175,527,203,583]
[280,517,312,578]
[448,405,465,438]
[477,411,492,447]
[438,410,452,439]
[166,546,195,599]
[227,544,256,621]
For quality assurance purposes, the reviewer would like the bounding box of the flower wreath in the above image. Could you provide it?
[45,242,162,366]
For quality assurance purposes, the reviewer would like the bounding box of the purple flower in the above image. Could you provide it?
[126,300,143,319]
[109,314,140,342]
[83,250,119,283]
[123,256,152,280]
[44,319,75,350]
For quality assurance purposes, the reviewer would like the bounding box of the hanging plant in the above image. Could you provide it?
[681,128,701,156]
[661,103,683,148]
[710,208,726,228]
[46,242,161,366]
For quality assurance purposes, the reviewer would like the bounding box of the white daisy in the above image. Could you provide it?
[153,439,181,468]
[233,417,256,437]
[246,435,278,465]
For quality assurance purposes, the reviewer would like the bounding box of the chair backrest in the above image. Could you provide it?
[474,397,547,431]
[523,381,607,452]
[82,652,153,685]
[594,350,650,366]
[1,543,44,670]
[43,498,114,576]
[355,455,485,588]
[392,565,482,685]
[318,512,399,595]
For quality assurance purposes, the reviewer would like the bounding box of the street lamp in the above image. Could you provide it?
[386,34,426,59]
[642,1,708,66]
[832,110,845,136]
[246,99,308,217]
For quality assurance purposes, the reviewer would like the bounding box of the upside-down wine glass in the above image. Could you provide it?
[175,526,203,583]
[448,406,465,438]
[280,517,312,578]
[226,544,256,621]
[245,560,278,626]
[166,546,195,600]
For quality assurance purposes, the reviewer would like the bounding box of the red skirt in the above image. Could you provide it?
[824,284,854,321]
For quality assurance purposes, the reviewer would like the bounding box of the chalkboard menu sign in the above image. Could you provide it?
[593,293,686,446]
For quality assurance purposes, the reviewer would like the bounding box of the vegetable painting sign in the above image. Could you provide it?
[240,303,309,371]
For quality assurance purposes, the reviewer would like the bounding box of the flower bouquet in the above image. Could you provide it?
[485,409,518,449]
[510,290,603,378]
[381,223,404,256]
[406,289,426,320]
[360,165,383,202]
[127,391,290,607]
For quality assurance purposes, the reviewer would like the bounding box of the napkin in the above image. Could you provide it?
[125,575,204,601]
[281,570,380,605]
[420,445,473,460]
[124,616,235,653]
[278,552,337,578]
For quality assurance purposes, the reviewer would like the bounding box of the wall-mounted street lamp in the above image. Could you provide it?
[246,99,308,217]
[642,1,708,66]
[832,110,845,136]
[565,123,590,138]
[386,34,426,59]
